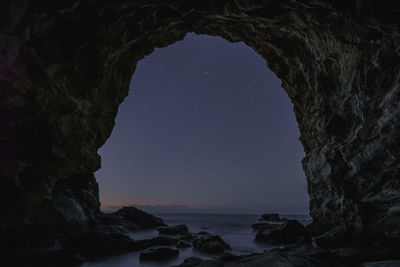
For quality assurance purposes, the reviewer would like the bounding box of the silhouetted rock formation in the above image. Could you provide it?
[252,222,281,231]
[193,234,231,254]
[111,206,166,228]
[259,213,282,222]
[1,0,400,265]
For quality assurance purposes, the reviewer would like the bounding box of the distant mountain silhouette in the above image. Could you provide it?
[101,204,309,215]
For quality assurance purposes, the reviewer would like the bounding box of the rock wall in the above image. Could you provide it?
[0,0,399,246]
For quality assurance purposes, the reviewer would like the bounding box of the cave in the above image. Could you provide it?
[1,0,400,265]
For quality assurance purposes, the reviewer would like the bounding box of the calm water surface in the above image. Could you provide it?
[83,213,311,267]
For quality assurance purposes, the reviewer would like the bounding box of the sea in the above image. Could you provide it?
[82,213,312,267]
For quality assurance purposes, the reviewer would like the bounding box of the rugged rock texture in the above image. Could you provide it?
[1,0,400,261]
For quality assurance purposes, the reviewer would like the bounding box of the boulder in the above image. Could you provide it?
[158,224,189,235]
[139,246,179,261]
[251,223,280,231]
[177,240,192,248]
[255,220,311,245]
[259,213,282,221]
[112,207,166,229]
[193,235,231,254]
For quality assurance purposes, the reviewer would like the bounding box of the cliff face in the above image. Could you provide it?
[0,0,399,246]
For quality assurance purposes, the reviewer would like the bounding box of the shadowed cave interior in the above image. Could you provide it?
[1,0,400,265]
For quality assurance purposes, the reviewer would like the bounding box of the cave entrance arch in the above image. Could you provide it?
[96,33,309,215]
[1,0,399,248]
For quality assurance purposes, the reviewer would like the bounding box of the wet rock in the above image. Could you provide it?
[255,220,311,245]
[193,235,231,254]
[172,257,222,267]
[139,246,179,261]
[259,213,282,221]
[177,240,192,248]
[158,224,188,235]
[112,207,166,229]
[133,236,179,250]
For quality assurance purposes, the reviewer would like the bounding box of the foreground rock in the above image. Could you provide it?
[63,232,179,261]
[259,213,282,222]
[193,235,231,254]
[63,231,137,260]
[111,207,166,229]
[172,257,222,267]
[158,224,188,235]
[139,246,179,261]
[255,220,311,245]
[224,245,343,267]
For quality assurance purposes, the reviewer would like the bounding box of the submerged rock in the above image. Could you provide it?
[158,224,189,235]
[139,246,179,261]
[193,235,231,254]
[255,220,311,245]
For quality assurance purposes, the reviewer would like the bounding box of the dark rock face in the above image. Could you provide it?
[193,235,231,254]
[158,224,189,235]
[255,220,312,245]
[139,246,179,261]
[0,0,400,260]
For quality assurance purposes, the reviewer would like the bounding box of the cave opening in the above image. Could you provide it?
[96,33,309,215]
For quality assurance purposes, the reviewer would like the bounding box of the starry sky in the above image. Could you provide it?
[96,33,309,215]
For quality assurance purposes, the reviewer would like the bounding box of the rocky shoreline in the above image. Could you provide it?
[2,209,399,266]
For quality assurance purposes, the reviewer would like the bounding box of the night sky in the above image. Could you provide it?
[96,33,309,214]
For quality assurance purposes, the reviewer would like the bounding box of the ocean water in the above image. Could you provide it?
[83,213,311,267]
